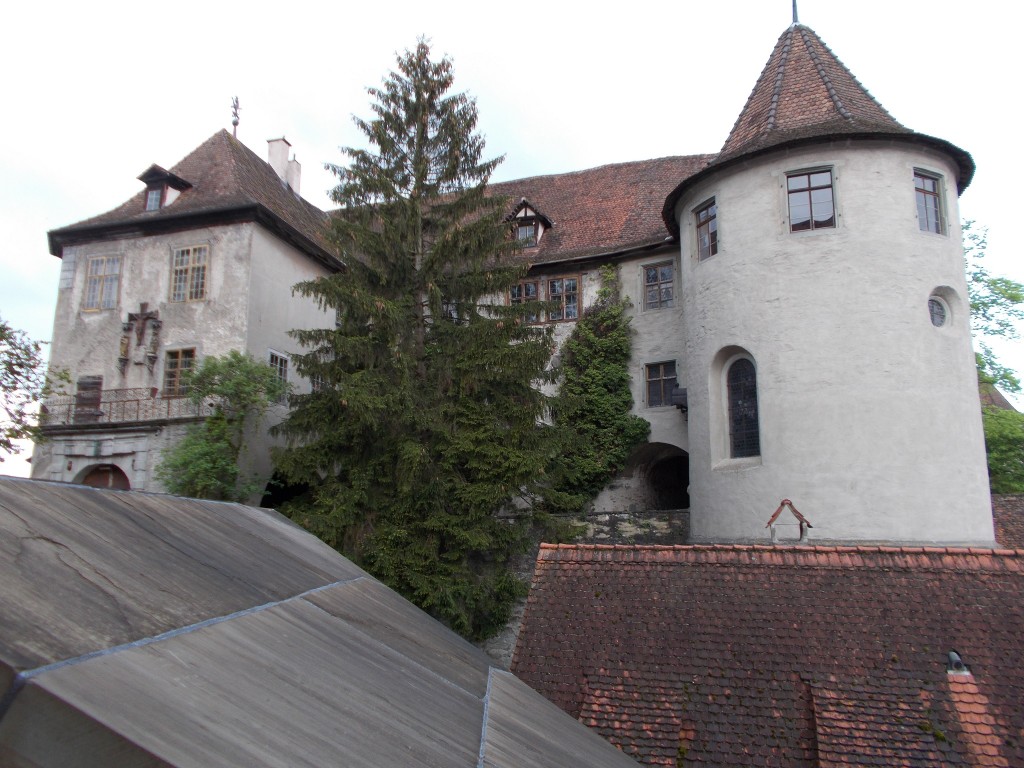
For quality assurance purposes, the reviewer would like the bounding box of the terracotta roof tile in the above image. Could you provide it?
[992,495,1024,549]
[49,130,337,266]
[513,544,1024,766]
[719,24,905,160]
[489,155,712,266]
[662,24,975,237]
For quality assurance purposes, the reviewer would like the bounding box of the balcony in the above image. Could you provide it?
[40,387,214,429]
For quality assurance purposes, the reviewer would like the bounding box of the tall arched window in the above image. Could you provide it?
[727,358,760,458]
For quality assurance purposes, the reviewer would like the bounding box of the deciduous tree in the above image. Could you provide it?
[964,221,1024,393]
[156,350,286,501]
[1,317,61,461]
[274,41,557,640]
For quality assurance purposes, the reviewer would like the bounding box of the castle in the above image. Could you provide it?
[34,19,992,545]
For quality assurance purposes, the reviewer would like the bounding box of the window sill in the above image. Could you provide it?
[713,456,762,471]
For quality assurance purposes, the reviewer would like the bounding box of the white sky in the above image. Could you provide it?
[1,0,1020,474]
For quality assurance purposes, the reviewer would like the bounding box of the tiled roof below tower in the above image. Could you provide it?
[512,543,1024,766]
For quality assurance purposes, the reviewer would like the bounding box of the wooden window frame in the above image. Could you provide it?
[643,262,674,310]
[547,276,580,322]
[82,255,121,311]
[695,199,718,260]
[170,245,208,303]
[163,348,196,397]
[510,280,540,323]
[787,169,835,232]
[646,361,678,408]
[914,170,945,234]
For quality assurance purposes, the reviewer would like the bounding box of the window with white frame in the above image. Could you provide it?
[548,277,579,321]
[915,170,945,234]
[146,187,163,211]
[643,262,674,310]
[171,245,208,302]
[787,169,835,232]
[83,255,121,311]
[269,351,288,403]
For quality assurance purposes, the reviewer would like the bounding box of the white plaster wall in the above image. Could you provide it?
[240,226,334,494]
[33,222,333,498]
[618,247,690,453]
[673,140,992,544]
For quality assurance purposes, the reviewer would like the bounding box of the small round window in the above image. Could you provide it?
[928,297,948,327]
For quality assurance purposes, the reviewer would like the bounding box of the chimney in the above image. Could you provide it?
[287,156,301,195]
[266,137,291,183]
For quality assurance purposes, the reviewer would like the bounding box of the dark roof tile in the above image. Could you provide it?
[512,543,1024,767]
[49,130,337,266]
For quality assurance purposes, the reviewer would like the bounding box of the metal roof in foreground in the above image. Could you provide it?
[0,477,637,768]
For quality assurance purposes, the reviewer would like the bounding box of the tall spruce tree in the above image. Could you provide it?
[274,41,556,640]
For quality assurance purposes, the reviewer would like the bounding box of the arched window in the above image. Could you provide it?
[727,358,760,458]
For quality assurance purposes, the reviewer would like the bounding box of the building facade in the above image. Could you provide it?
[33,132,338,494]
[35,21,993,545]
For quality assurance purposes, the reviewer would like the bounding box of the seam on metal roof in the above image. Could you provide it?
[0,575,367,726]
[477,667,498,768]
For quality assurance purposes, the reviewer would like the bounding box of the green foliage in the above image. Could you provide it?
[964,221,1024,393]
[274,40,558,640]
[156,350,286,501]
[982,406,1024,493]
[1,316,65,461]
[549,266,650,510]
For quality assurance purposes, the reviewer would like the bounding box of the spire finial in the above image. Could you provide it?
[231,96,241,138]
[792,0,799,25]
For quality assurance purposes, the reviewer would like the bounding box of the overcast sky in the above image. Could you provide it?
[1,0,1019,472]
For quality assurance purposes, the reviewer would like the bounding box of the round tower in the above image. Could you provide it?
[663,23,993,544]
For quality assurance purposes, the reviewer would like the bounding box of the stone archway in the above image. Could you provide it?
[592,442,690,512]
[77,464,131,490]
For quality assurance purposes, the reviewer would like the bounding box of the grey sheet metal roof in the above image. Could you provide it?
[0,477,636,768]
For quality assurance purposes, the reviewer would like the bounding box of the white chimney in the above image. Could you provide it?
[267,137,291,183]
[287,156,301,195]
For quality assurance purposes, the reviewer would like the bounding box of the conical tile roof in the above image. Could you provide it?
[662,23,974,236]
[719,23,907,160]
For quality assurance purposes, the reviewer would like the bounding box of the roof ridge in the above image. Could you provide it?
[764,26,794,133]
[490,154,714,188]
[797,25,853,120]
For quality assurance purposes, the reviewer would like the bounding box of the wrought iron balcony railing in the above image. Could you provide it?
[40,388,214,428]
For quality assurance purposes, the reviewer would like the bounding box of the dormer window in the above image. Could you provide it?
[145,188,163,211]
[507,199,552,248]
[517,221,538,247]
[137,164,192,213]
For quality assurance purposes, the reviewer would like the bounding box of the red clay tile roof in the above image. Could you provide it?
[48,130,338,267]
[512,543,1024,766]
[719,24,905,160]
[993,495,1024,549]
[489,155,713,266]
[980,384,1016,411]
[662,24,975,237]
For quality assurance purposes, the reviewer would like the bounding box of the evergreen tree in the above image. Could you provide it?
[274,41,556,640]
[550,266,650,509]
